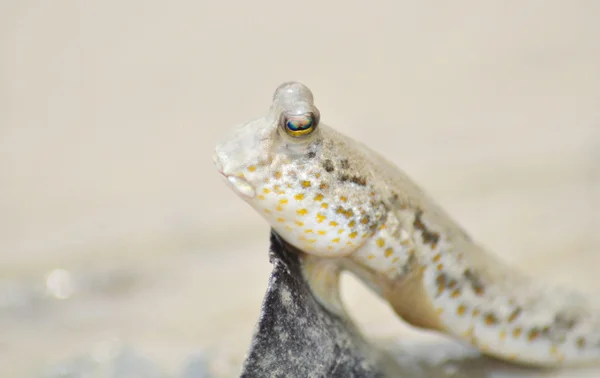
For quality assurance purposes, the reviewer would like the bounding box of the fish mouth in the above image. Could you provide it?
[226,175,256,199]
[213,152,256,199]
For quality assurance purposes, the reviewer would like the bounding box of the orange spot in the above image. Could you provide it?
[400,239,410,246]
[361,217,369,225]
[384,248,393,257]
[484,314,498,326]
[376,238,385,248]
[349,220,356,228]
[295,220,304,227]
[316,213,326,223]
[304,229,314,234]
[317,230,327,235]
[258,195,265,200]
[314,193,324,201]
[263,188,270,194]
[513,328,522,338]
[297,209,308,216]
[349,232,358,239]
[451,289,461,298]
[301,180,311,188]
[473,309,481,317]
[367,255,375,260]
[391,257,399,263]
[319,183,327,190]
[315,173,321,178]
[276,217,285,223]
[436,308,444,315]
[462,326,474,339]
[274,171,282,179]
[332,238,340,243]
[340,196,347,202]
[500,330,506,341]
[528,329,540,342]
[294,193,304,200]
[507,308,521,323]
[264,209,271,214]
[379,224,386,230]
[248,165,256,172]
[457,304,466,316]
[276,205,284,211]
[577,337,586,348]
[321,203,328,209]
[279,198,288,204]
[337,229,344,235]
[329,221,338,227]
[432,253,441,263]
[436,263,444,271]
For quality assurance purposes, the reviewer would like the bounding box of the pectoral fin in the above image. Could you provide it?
[301,256,347,318]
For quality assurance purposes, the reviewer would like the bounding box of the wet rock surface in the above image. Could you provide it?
[240,231,386,378]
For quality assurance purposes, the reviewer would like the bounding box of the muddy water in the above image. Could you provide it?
[1,1,599,377]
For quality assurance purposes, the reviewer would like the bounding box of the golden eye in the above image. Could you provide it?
[283,113,317,137]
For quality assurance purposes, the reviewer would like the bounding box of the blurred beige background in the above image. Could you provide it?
[1,1,599,377]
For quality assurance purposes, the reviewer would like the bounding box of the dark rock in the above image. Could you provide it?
[240,231,387,378]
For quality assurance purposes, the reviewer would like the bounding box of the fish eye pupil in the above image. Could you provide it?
[283,113,316,137]
[286,117,311,131]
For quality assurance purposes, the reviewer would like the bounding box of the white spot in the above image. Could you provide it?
[280,287,293,307]
[45,269,74,299]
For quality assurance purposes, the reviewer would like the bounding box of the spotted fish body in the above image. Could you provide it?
[213,82,600,367]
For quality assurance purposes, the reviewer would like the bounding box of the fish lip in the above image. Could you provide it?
[213,153,232,179]
[213,153,256,199]
[226,175,256,199]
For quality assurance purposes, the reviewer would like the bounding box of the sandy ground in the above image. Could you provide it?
[1,1,599,377]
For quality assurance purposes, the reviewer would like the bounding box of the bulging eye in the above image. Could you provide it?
[283,113,317,137]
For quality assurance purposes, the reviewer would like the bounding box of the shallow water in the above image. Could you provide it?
[1,1,600,377]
